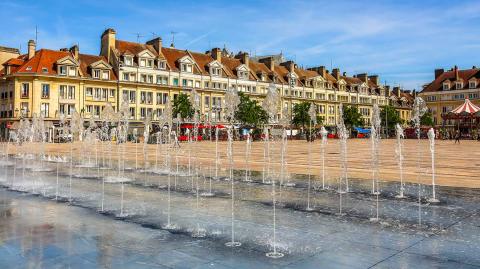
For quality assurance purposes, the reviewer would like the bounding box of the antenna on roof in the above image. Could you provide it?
[35,25,39,45]
[133,33,144,43]
[150,32,158,39]
[170,31,177,48]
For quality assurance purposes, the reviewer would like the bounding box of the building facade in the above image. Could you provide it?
[0,28,413,136]
[419,66,480,127]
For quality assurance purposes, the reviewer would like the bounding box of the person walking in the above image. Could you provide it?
[454,129,461,144]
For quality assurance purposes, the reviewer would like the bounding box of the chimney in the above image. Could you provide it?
[259,56,275,72]
[412,89,417,98]
[69,45,79,60]
[357,73,368,83]
[385,85,391,97]
[454,65,459,80]
[306,66,327,78]
[28,40,36,60]
[393,86,401,98]
[332,68,340,80]
[280,60,295,72]
[434,68,444,79]
[100,28,116,62]
[146,37,162,53]
[235,52,249,67]
[211,48,221,62]
[368,75,379,85]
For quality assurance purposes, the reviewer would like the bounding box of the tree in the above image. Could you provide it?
[420,111,434,127]
[380,105,403,131]
[292,102,324,130]
[342,105,363,130]
[173,93,194,120]
[234,92,268,127]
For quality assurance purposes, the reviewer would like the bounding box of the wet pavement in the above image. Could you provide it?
[0,158,479,268]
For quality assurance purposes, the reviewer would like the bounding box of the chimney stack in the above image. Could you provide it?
[281,60,295,72]
[357,73,368,83]
[306,66,327,78]
[211,48,222,62]
[146,37,162,53]
[259,56,275,72]
[434,68,444,79]
[69,45,79,60]
[28,40,36,60]
[100,28,116,62]
[385,85,391,97]
[454,65,459,80]
[393,86,401,98]
[368,75,379,85]
[235,52,249,67]
[332,68,340,80]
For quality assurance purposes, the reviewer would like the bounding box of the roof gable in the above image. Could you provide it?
[56,55,78,66]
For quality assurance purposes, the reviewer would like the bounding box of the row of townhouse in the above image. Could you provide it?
[419,65,480,127]
[0,28,413,134]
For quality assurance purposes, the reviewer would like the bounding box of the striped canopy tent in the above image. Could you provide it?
[443,99,480,119]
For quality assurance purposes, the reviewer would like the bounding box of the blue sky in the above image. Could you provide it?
[2,0,480,90]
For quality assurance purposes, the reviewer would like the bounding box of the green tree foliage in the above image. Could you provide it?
[342,105,363,129]
[380,105,403,130]
[234,92,268,127]
[292,102,324,129]
[420,111,435,127]
[173,93,194,120]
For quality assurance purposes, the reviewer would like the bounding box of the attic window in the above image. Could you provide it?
[158,61,166,70]
[211,67,221,76]
[124,56,133,66]
[42,67,48,73]
[456,82,463,90]
[470,81,476,89]
[26,66,32,71]
[443,83,450,90]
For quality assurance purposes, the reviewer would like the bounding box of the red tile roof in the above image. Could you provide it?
[423,68,479,93]
[78,53,117,80]
[115,40,163,59]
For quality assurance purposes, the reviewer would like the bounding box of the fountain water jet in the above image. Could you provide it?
[306,103,317,211]
[224,87,241,248]
[336,104,348,216]
[395,124,406,199]
[320,126,328,190]
[369,104,381,222]
[263,83,284,258]
[411,97,427,226]
[427,128,439,203]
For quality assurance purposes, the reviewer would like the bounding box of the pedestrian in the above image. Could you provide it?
[454,129,460,144]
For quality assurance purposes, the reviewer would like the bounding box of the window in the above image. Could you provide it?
[156,93,168,104]
[129,107,135,119]
[129,91,136,103]
[59,66,67,75]
[123,72,130,81]
[140,58,146,67]
[211,67,221,76]
[158,61,166,69]
[456,82,463,90]
[109,89,115,98]
[204,96,210,107]
[124,56,133,66]
[60,104,75,116]
[470,81,477,89]
[147,75,154,84]
[147,59,153,68]
[21,83,29,98]
[181,63,193,73]
[173,78,179,86]
[21,102,29,115]
[68,66,76,76]
[140,92,146,104]
[41,84,50,98]
[102,88,108,100]
[67,86,75,99]
[42,67,48,73]
[40,103,49,117]
[86,87,93,96]
[443,83,450,90]
[140,107,147,118]
[93,69,101,78]
[102,71,109,80]
[140,74,147,83]
[204,81,210,88]
[156,75,168,85]
[146,92,153,104]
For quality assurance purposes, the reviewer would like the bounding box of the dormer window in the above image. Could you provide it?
[124,56,133,66]
[68,66,76,76]
[140,58,146,67]
[181,63,193,73]
[93,69,101,79]
[456,82,463,90]
[443,82,450,90]
[470,81,476,89]
[289,78,296,87]
[158,61,166,70]
[59,66,67,75]
[147,59,153,67]
[102,70,109,80]
[238,71,248,80]
[211,67,221,76]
